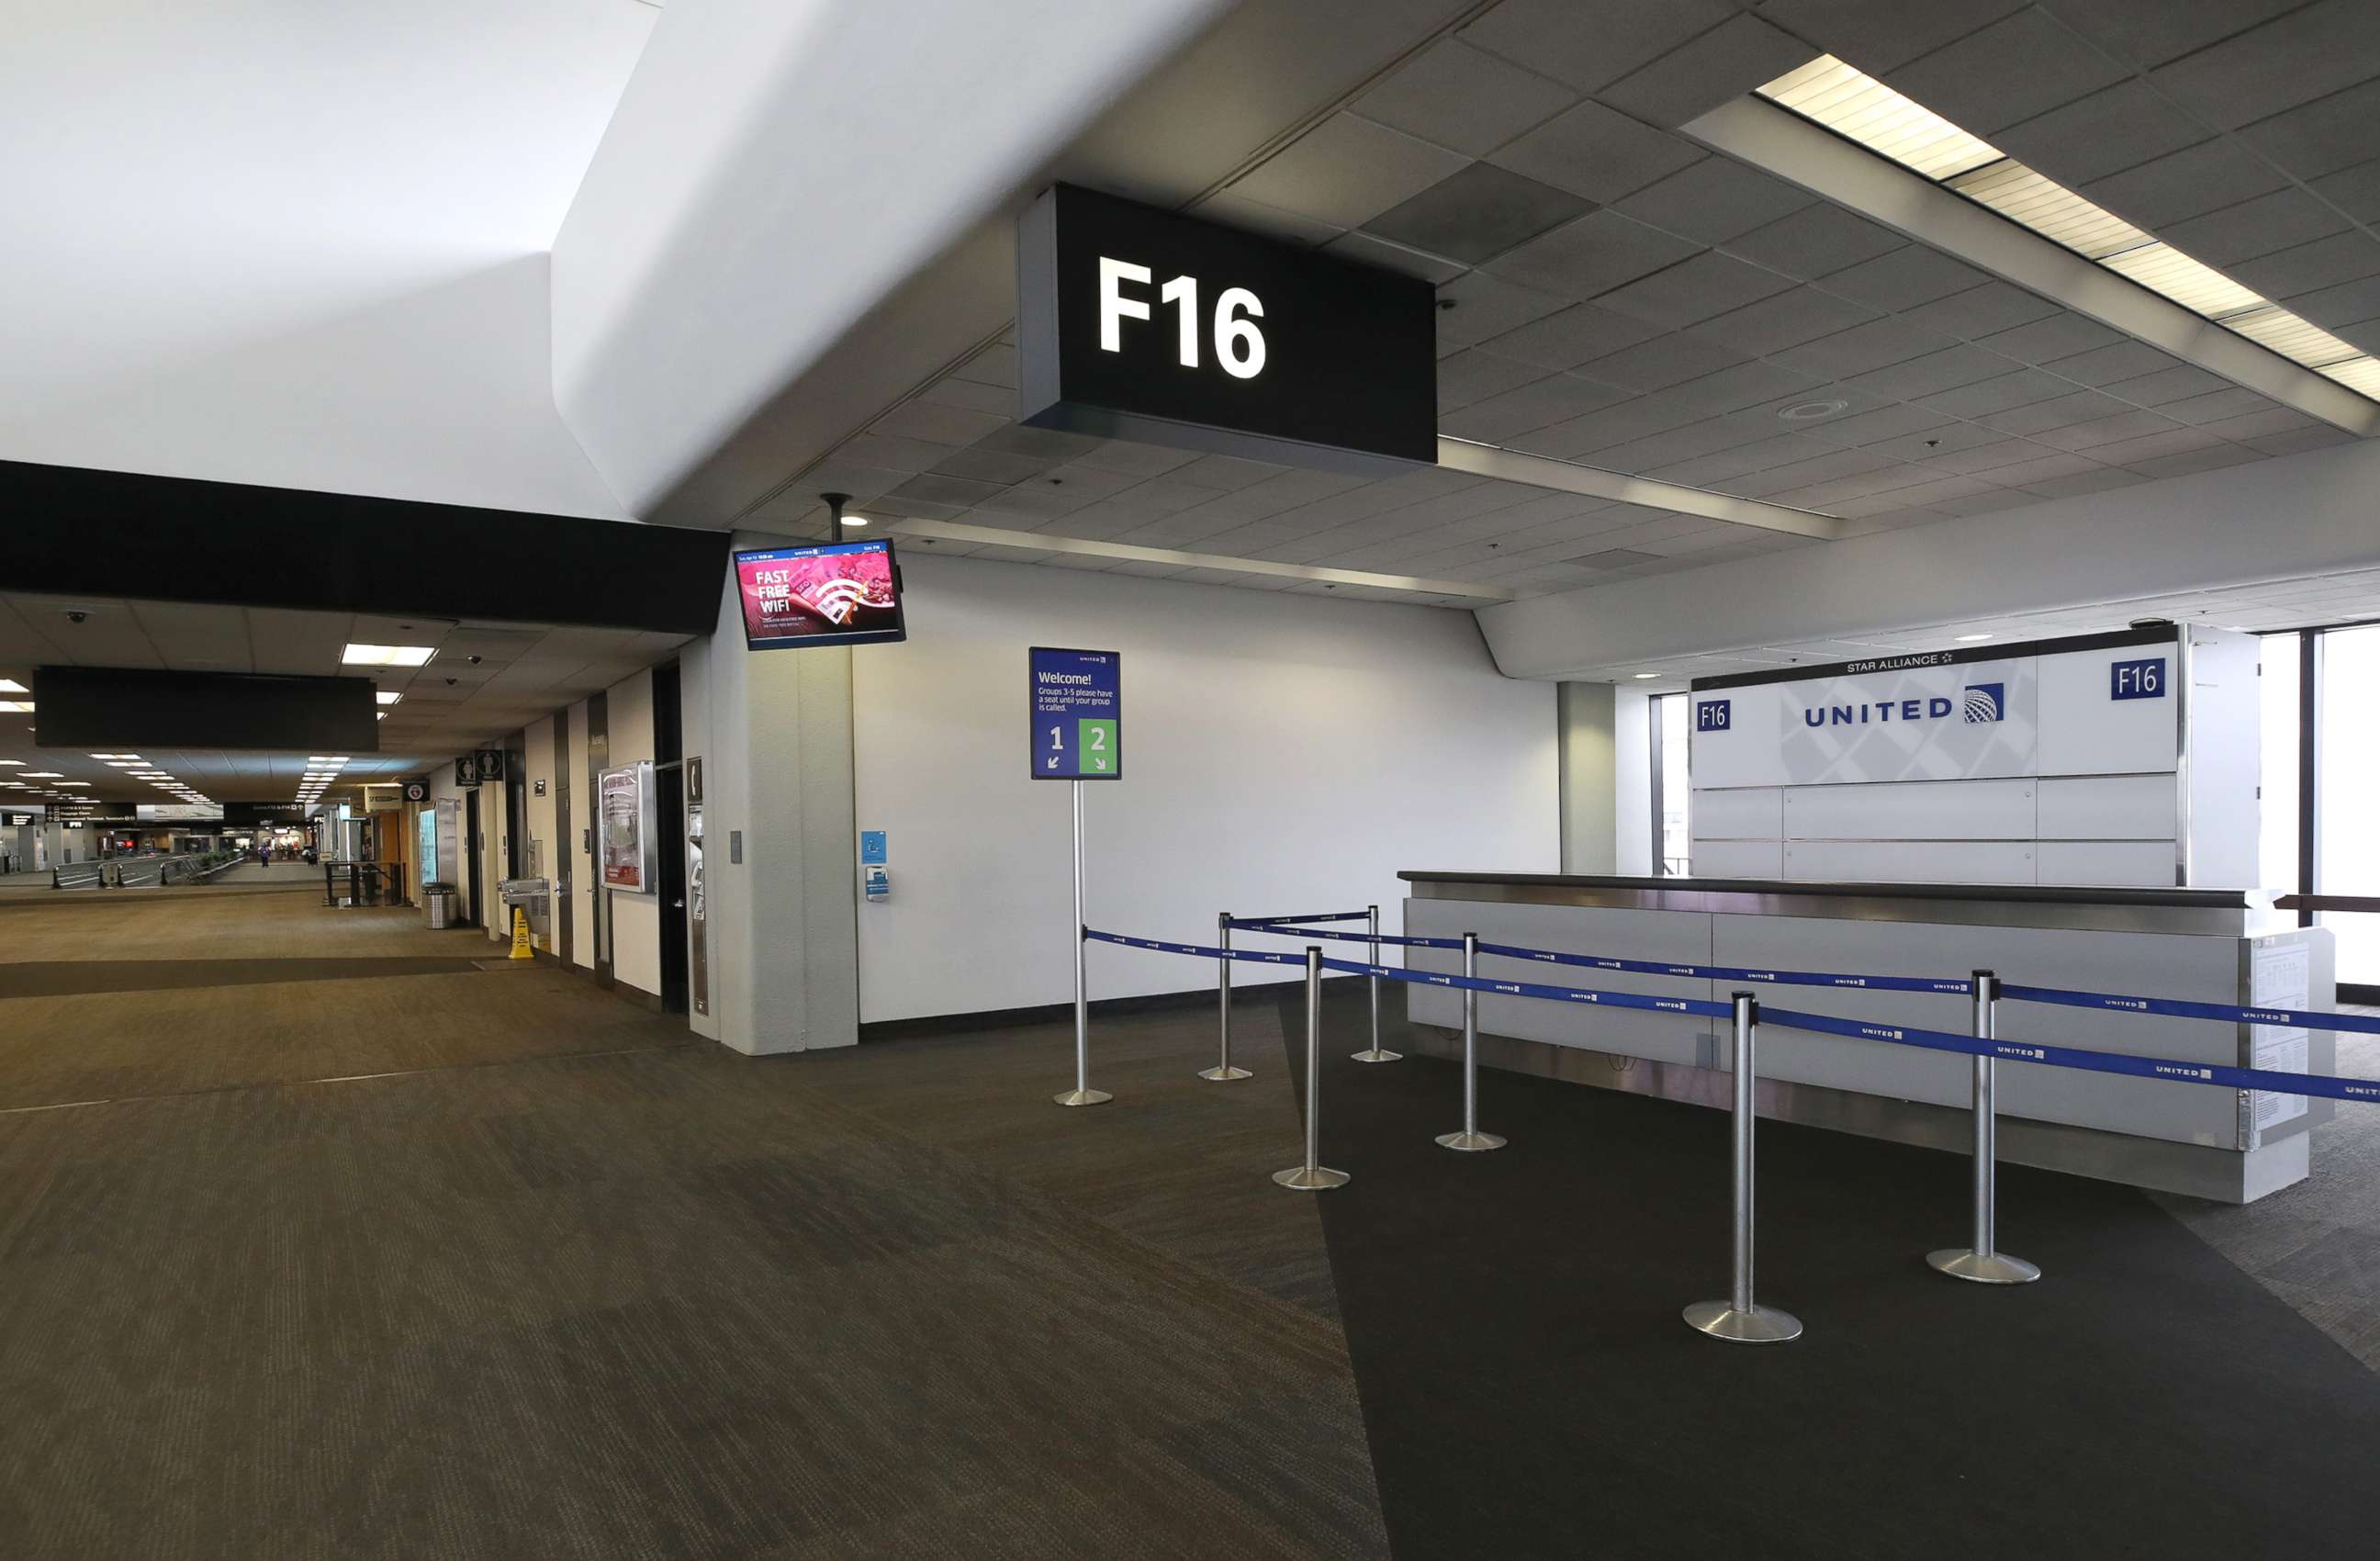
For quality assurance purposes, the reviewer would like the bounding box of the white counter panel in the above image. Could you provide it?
[1781,778,2036,840]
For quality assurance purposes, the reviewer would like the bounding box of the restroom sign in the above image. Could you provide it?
[1029,646,1122,780]
[1016,184,1437,475]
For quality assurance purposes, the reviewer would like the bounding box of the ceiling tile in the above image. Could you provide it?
[2283,274,2380,331]
[1514,395,1704,458]
[1760,0,2028,73]
[1352,37,1577,159]
[2090,427,2224,467]
[1438,347,1555,410]
[1595,13,1818,129]
[1991,78,2210,186]
[2099,363,2231,407]
[1480,208,1705,298]
[2158,386,2278,424]
[1573,330,1749,392]
[2128,444,2272,480]
[2029,408,2184,451]
[1434,269,1570,346]
[1322,230,1467,284]
[2238,76,2380,181]
[1477,300,1665,369]
[1975,310,2124,365]
[1191,189,1344,247]
[2040,340,2182,387]
[2308,159,2380,224]
[1684,285,1880,356]
[1230,112,1469,229]
[2156,187,2352,269]
[1917,368,2078,419]
[1768,316,1959,379]
[1846,343,2023,400]
[1611,155,1814,246]
[1885,8,2127,134]
[1486,99,1705,205]
[2039,0,2305,70]
[2195,407,2318,442]
[2150,1,2380,130]
[1895,282,2063,341]
[873,399,1006,447]
[1655,360,1825,417]
[2081,140,2289,230]
[2228,230,2380,302]
[1722,203,1906,281]
[1796,402,1955,448]
[1362,162,1593,264]
[1816,244,1989,312]
[930,447,1053,486]
[1439,374,1632,442]
[1592,248,1797,329]
[1975,388,2132,436]
[1460,0,1737,95]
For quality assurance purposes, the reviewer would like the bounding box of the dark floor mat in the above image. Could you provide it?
[1274,985,2380,1560]
[0,957,484,1000]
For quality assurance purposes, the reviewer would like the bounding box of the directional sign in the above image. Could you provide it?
[1030,646,1121,780]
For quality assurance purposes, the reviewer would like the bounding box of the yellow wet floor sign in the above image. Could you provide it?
[509,905,533,960]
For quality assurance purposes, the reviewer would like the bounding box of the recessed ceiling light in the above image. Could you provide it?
[0,679,24,694]
[842,515,870,528]
[342,644,435,668]
[1633,671,1660,679]
[376,691,402,705]
[1777,399,1848,422]
[1955,633,1993,643]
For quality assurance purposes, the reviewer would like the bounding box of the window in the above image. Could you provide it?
[2316,625,2380,989]
[2258,634,2299,896]
[1651,694,1691,877]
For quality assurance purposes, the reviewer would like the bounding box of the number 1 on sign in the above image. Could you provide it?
[1049,725,1063,751]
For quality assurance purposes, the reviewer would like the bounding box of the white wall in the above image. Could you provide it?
[523,715,560,951]
[850,555,1558,1023]
[1557,681,1616,874]
[604,668,661,996]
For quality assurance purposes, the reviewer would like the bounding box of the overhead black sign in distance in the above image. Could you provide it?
[1016,184,1438,477]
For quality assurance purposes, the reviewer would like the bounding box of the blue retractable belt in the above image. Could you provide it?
[2002,983,2380,1037]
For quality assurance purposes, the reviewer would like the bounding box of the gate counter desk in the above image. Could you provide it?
[1398,872,2334,1204]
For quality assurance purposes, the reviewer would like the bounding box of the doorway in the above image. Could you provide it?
[465,788,484,929]
[654,661,689,1014]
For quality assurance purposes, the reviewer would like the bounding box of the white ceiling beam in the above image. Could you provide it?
[1437,437,1843,540]
[1686,95,2380,437]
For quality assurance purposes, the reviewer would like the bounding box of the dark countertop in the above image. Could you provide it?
[1398,870,2254,910]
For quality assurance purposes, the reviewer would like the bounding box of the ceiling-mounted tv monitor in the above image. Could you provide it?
[732,538,907,649]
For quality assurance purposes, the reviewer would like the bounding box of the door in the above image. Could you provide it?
[465,789,484,928]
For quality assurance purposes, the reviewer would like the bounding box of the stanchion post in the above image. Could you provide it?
[1437,931,1507,1151]
[1274,948,1350,1190]
[1350,904,1401,1062]
[1927,971,2039,1284]
[1053,779,1112,1107]
[1200,911,1252,1082]
[1684,993,1802,1343]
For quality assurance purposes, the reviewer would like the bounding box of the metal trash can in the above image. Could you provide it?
[421,882,458,929]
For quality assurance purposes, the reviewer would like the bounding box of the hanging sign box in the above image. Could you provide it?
[1016,184,1438,476]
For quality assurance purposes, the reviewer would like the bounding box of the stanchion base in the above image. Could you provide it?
[1348,1049,1403,1063]
[1273,1165,1351,1190]
[1196,1064,1253,1082]
[1435,1129,1508,1152]
[1052,1088,1114,1107]
[1682,1301,1802,1343]
[1925,1249,2041,1285]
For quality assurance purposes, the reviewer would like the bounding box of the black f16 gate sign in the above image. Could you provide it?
[1016,184,1437,475]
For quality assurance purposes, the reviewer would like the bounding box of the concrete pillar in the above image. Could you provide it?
[1558,682,1617,875]
[703,542,859,1054]
[42,823,67,869]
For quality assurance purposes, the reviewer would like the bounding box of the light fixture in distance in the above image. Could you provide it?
[342,645,435,668]
[1955,633,1993,643]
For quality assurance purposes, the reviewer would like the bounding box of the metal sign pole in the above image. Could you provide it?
[1201,911,1251,1081]
[1053,778,1111,1107]
[1350,903,1401,1061]
[1685,994,1802,1343]
[1438,931,1507,1151]
[1928,971,2039,1283]
[1274,948,1349,1190]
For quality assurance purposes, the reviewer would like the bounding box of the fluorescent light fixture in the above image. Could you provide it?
[0,679,24,693]
[376,691,402,705]
[342,644,435,668]
[309,756,350,764]
[22,771,61,779]
[1760,55,2002,179]
[88,753,140,760]
[105,760,141,768]
[1758,55,2380,407]
[2101,244,2263,318]
[842,515,870,527]
[0,759,19,766]
[55,780,88,787]
[1955,633,1993,643]
[1633,671,1660,679]
[0,702,31,713]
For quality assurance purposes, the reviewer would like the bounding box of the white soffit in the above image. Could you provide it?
[881,518,1518,601]
[1686,96,2380,437]
[1436,438,1841,540]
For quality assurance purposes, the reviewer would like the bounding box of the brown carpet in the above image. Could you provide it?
[0,892,1387,1560]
